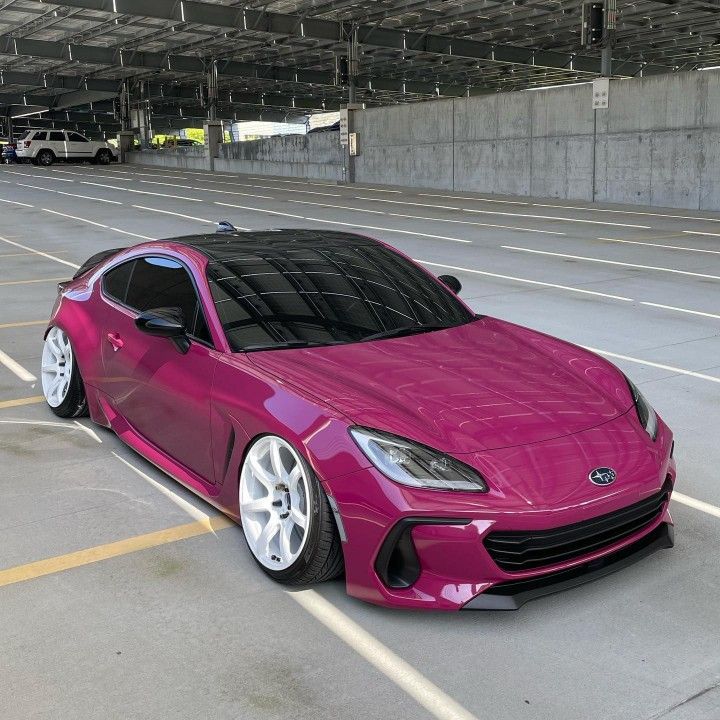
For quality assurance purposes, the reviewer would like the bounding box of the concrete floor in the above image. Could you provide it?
[0,162,719,720]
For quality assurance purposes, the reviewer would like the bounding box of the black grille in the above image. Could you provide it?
[484,486,670,572]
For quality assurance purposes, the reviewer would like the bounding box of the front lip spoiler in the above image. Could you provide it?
[463,522,674,611]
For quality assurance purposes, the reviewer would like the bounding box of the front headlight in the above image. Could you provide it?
[349,427,488,492]
[626,377,658,441]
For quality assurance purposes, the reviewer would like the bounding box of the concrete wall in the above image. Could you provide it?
[352,69,720,211]
[127,131,344,180]
[126,147,209,170]
[126,70,720,210]
[216,131,343,180]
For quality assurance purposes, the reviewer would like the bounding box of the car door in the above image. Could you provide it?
[47,130,67,158]
[99,255,219,484]
[65,131,93,159]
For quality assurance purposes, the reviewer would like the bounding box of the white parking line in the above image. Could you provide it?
[312,217,472,243]
[80,181,203,202]
[0,233,79,269]
[356,197,652,228]
[109,170,187,180]
[13,181,123,205]
[417,260,634,301]
[0,348,36,382]
[0,198,33,208]
[108,227,155,240]
[583,347,720,385]
[137,179,274,200]
[287,199,566,236]
[213,201,305,220]
[47,168,134,181]
[683,230,720,238]
[213,201,472,243]
[42,208,108,229]
[290,589,478,720]
[4,170,74,182]
[639,302,720,321]
[112,452,216,525]
[132,205,220,225]
[536,202,720,223]
[138,180,197,189]
[178,175,344,197]
[599,237,720,255]
[0,419,101,443]
[503,246,720,281]
[41,209,154,241]
[673,492,720,519]
[419,193,529,205]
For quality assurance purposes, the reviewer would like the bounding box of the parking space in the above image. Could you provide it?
[1,162,720,720]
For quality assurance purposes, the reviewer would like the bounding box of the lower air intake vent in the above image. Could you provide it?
[484,485,670,572]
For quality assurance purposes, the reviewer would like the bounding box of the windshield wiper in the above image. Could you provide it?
[363,323,453,342]
[242,340,312,352]
[242,339,344,352]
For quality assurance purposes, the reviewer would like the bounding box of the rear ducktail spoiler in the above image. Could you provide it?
[71,247,127,280]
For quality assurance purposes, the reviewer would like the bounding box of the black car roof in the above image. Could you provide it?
[177,229,379,262]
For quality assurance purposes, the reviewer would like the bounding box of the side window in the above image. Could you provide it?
[125,257,211,344]
[103,260,135,304]
[33,131,47,141]
[67,132,88,142]
[49,131,66,142]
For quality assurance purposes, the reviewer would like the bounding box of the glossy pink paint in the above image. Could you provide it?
[48,238,676,610]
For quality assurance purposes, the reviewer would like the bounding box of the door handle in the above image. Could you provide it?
[107,333,124,351]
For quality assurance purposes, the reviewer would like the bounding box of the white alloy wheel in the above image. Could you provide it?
[239,436,312,571]
[41,327,73,408]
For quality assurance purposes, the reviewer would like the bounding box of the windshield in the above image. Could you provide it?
[206,241,474,351]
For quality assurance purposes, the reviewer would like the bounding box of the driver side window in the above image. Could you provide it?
[103,257,212,344]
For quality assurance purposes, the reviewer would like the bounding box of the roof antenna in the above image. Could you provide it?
[216,220,237,233]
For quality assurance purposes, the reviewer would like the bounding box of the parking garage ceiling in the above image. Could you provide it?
[2,0,720,134]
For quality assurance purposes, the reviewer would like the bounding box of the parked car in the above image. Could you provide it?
[41,228,676,611]
[2,141,18,163]
[162,137,203,148]
[14,129,117,166]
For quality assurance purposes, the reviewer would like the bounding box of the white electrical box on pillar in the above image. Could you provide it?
[204,120,223,171]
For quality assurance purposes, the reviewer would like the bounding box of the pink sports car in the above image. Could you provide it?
[42,228,676,610]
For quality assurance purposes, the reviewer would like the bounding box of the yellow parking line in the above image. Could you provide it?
[0,395,44,409]
[0,277,66,287]
[0,516,234,589]
[0,320,46,330]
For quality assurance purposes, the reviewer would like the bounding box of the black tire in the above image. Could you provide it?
[96,149,112,165]
[42,329,88,419]
[240,438,344,586]
[36,149,54,167]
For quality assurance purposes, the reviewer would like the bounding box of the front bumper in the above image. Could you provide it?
[464,521,674,610]
[325,412,676,610]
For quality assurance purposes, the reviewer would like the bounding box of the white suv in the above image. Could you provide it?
[15,130,118,166]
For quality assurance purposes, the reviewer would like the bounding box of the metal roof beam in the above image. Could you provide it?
[0,69,119,93]
[0,35,448,98]
[42,0,672,76]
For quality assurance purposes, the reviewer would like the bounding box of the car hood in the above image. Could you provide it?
[248,317,633,453]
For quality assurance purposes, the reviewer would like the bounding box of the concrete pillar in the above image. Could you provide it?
[118,131,135,163]
[348,29,358,106]
[602,0,617,77]
[207,60,218,122]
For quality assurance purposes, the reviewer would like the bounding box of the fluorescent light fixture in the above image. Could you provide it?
[527,81,593,91]
[11,109,47,119]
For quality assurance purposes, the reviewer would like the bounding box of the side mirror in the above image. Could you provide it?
[135,307,189,353]
[438,274,462,294]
